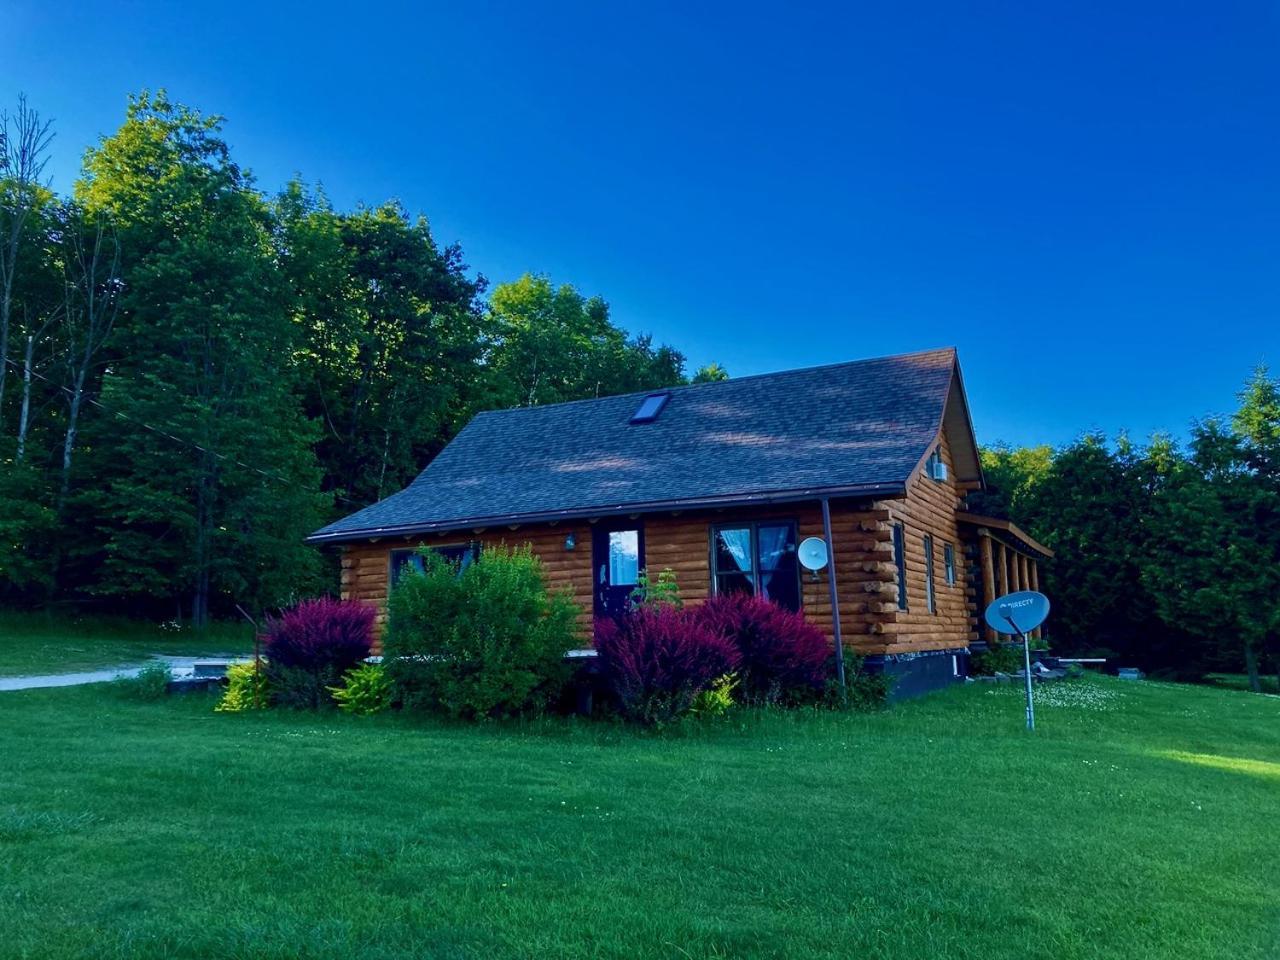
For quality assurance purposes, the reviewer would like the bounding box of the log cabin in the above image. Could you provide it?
[307,347,1051,697]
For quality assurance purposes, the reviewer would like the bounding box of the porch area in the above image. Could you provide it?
[957,513,1055,641]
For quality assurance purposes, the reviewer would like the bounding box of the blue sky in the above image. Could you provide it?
[4,1,1277,447]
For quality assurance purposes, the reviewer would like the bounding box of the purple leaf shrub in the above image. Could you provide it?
[594,605,741,725]
[692,593,830,704]
[264,597,375,674]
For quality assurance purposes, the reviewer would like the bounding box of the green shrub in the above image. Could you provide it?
[970,642,1023,676]
[216,660,270,712]
[267,664,337,710]
[114,661,171,701]
[631,567,682,609]
[822,654,892,710]
[329,661,392,716]
[384,546,579,719]
[690,673,737,718]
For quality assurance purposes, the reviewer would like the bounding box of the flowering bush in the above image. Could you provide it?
[594,605,741,726]
[263,598,375,708]
[691,593,830,704]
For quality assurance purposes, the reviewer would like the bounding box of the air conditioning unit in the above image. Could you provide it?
[930,460,948,482]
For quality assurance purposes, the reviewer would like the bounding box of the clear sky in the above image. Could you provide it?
[4,1,1277,448]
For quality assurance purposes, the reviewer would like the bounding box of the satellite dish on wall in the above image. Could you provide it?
[798,536,829,571]
[983,591,1051,637]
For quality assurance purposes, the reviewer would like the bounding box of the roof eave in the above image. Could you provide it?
[305,480,907,545]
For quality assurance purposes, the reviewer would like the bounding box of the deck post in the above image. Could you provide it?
[979,532,997,642]
[820,497,847,694]
[1029,560,1041,639]
[1011,551,1023,592]
[996,541,1009,597]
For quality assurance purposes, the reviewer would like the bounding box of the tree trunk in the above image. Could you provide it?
[0,283,10,421]
[15,333,33,461]
[59,366,88,508]
[1244,642,1261,693]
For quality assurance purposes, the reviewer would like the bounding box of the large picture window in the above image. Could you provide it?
[390,542,481,587]
[711,521,801,611]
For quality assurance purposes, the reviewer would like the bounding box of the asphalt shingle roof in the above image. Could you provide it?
[308,347,961,543]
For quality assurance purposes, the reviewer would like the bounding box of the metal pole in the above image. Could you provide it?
[1006,615,1035,731]
[821,497,847,693]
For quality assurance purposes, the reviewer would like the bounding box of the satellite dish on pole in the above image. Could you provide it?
[982,590,1050,732]
[983,591,1051,636]
[797,536,829,572]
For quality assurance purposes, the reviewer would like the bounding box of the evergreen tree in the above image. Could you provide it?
[77,92,325,623]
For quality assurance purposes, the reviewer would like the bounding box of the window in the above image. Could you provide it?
[390,542,480,587]
[711,521,800,611]
[943,543,956,586]
[630,392,670,424]
[892,523,907,610]
[607,529,640,586]
[925,446,947,482]
[924,534,936,614]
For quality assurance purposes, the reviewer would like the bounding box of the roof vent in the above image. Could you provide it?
[630,392,670,424]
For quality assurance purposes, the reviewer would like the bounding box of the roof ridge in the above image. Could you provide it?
[471,346,958,419]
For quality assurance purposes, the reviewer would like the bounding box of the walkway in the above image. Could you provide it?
[0,655,246,693]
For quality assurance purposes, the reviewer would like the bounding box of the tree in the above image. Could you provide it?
[77,92,326,623]
[275,183,489,508]
[56,204,121,507]
[692,363,729,383]
[0,95,55,421]
[1142,418,1280,691]
[485,274,691,408]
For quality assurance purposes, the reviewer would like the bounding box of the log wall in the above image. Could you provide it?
[871,430,977,653]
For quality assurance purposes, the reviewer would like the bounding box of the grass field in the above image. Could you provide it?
[1,677,1277,959]
[0,611,253,677]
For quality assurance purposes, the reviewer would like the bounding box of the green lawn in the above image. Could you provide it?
[0,611,253,676]
[1206,672,1280,695]
[1,678,1277,960]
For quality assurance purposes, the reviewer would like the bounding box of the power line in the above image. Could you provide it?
[2,355,370,509]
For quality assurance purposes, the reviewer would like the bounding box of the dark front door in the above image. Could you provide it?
[593,523,644,618]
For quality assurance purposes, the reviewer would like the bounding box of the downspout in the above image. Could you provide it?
[821,497,847,693]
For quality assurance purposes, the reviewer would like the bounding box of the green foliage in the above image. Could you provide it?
[1142,416,1280,691]
[76,92,326,623]
[485,273,693,407]
[328,661,392,716]
[215,659,270,712]
[630,567,682,609]
[970,643,1024,676]
[690,673,737,718]
[0,93,725,621]
[823,654,892,710]
[266,663,341,710]
[113,661,171,701]
[384,546,579,719]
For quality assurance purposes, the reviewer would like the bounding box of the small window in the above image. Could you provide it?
[630,392,670,424]
[711,521,800,611]
[892,523,907,610]
[924,534,936,614]
[944,543,956,586]
[390,542,480,586]
[925,446,947,482]
[607,530,640,586]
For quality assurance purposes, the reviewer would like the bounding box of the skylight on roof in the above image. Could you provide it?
[630,392,670,424]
